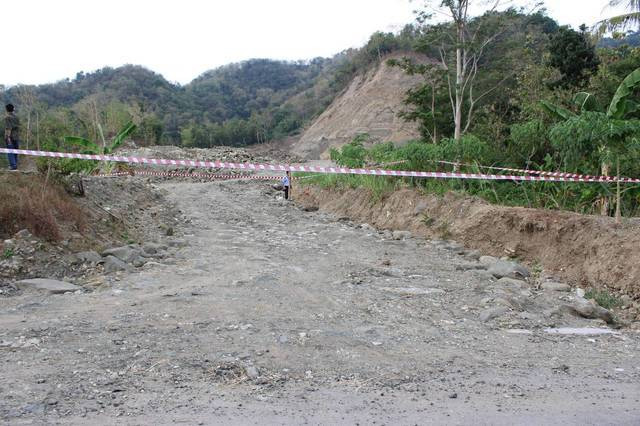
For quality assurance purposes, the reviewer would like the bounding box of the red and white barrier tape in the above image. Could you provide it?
[370,159,625,182]
[95,170,279,180]
[3,148,639,183]
[434,160,620,182]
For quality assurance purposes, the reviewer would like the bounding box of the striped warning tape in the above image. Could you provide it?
[2,148,639,183]
[434,160,620,182]
[95,170,280,180]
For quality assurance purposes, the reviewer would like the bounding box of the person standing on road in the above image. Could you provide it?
[4,104,20,171]
[282,171,292,200]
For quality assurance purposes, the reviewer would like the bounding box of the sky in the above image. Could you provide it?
[0,0,629,87]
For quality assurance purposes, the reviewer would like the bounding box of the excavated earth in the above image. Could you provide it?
[1,177,640,425]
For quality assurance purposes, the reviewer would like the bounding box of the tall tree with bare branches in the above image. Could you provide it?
[399,1,518,144]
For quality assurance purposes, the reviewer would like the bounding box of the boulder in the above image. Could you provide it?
[74,251,102,265]
[496,277,528,288]
[487,260,530,280]
[142,242,166,256]
[479,306,509,322]
[479,256,499,266]
[103,256,131,273]
[541,282,571,292]
[15,279,80,294]
[15,229,32,240]
[101,246,140,263]
[132,256,147,268]
[561,298,616,325]
[382,287,445,296]
[392,231,412,240]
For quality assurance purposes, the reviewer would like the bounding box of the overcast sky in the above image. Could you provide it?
[1,0,627,87]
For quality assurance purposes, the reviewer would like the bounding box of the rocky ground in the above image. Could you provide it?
[1,177,639,425]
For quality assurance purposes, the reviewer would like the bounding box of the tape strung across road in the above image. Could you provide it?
[3,148,640,184]
[97,170,280,180]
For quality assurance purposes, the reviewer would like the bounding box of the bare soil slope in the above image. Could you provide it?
[292,53,427,159]
[298,185,640,305]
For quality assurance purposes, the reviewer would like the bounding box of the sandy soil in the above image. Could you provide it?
[1,179,639,425]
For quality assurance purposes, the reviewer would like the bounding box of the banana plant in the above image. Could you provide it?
[65,121,136,155]
[64,121,137,173]
[542,67,640,221]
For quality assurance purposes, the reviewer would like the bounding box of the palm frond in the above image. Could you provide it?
[596,12,640,34]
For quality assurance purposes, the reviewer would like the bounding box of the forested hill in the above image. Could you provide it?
[3,57,344,146]
[1,20,417,148]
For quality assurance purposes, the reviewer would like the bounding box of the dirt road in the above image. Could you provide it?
[2,180,640,425]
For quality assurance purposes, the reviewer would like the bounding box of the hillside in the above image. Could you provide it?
[1,58,346,147]
[292,53,426,159]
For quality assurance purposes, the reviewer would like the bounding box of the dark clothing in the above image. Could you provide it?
[6,139,18,170]
[4,112,20,141]
[5,112,20,170]
[284,187,289,200]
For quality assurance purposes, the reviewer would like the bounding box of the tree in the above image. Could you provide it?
[548,26,600,88]
[398,1,524,145]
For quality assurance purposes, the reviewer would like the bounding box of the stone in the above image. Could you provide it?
[382,287,445,296]
[101,246,140,263]
[103,256,131,273]
[479,256,499,266]
[544,328,619,336]
[464,250,482,261]
[414,201,429,215]
[487,260,530,280]
[576,288,586,298]
[541,282,571,292]
[168,238,187,248]
[561,298,616,325]
[479,306,509,322]
[74,251,102,265]
[142,242,165,255]
[244,366,260,379]
[132,257,147,268]
[496,277,527,288]
[392,231,412,240]
[15,279,80,294]
[15,229,32,239]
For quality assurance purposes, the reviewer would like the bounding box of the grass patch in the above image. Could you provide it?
[2,248,14,259]
[585,289,623,310]
[295,172,399,202]
[0,173,87,241]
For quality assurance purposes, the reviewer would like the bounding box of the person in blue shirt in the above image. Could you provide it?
[282,171,291,200]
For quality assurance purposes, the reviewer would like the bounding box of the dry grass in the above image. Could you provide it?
[0,173,86,241]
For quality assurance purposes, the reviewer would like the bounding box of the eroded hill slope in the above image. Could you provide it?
[292,53,428,159]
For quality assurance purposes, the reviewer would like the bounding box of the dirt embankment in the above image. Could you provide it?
[297,185,640,300]
[292,52,429,160]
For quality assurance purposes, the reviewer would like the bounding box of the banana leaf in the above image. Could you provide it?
[573,92,600,113]
[105,122,137,154]
[64,136,101,154]
[540,101,575,120]
[608,67,640,119]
